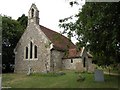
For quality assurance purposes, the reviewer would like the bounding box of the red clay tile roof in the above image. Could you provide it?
[40,25,76,51]
[63,48,82,59]
[63,48,93,59]
[39,25,93,59]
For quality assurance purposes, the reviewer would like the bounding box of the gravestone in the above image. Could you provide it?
[27,67,31,76]
[94,69,104,82]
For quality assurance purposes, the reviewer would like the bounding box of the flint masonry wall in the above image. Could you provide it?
[50,50,64,71]
[81,49,93,72]
[62,58,83,70]
[62,49,93,72]
[14,22,51,73]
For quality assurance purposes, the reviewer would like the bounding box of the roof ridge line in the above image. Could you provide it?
[40,25,73,42]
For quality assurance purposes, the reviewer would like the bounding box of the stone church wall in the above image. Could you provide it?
[50,50,64,71]
[14,23,51,73]
[81,49,93,72]
[62,49,93,72]
[14,3,93,73]
[62,58,83,70]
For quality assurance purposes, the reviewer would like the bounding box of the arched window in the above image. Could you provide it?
[25,47,28,59]
[31,8,34,18]
[34,45,37,58]
[24,41,38,60]
[30,42,33,59]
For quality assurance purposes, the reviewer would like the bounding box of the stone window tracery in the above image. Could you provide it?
[24,41,38,60]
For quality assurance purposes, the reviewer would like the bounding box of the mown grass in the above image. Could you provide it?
[2,70,120,88]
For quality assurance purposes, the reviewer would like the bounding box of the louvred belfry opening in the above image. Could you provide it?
[28,3,39,25]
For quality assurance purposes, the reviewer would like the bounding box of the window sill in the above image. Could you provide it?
[23,58,38,61]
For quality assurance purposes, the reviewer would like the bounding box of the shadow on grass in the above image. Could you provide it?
[30,72,66,77]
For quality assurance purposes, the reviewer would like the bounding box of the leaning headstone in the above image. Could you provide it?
[27,67,31,76]
[94,69,104,82]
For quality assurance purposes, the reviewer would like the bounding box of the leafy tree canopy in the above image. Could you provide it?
[2,15,27,65]
[17,14,28,29]
[59,2,120,66]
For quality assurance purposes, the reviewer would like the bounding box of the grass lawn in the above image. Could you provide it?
[2,70,120,88]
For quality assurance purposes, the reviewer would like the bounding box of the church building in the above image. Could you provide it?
[14,4,93,73]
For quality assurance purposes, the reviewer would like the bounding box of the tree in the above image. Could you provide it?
[2,15,25,72]
[59,2,120,65]
[17,14,28,29]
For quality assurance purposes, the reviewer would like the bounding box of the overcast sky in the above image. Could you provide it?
[0,0,85,43]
